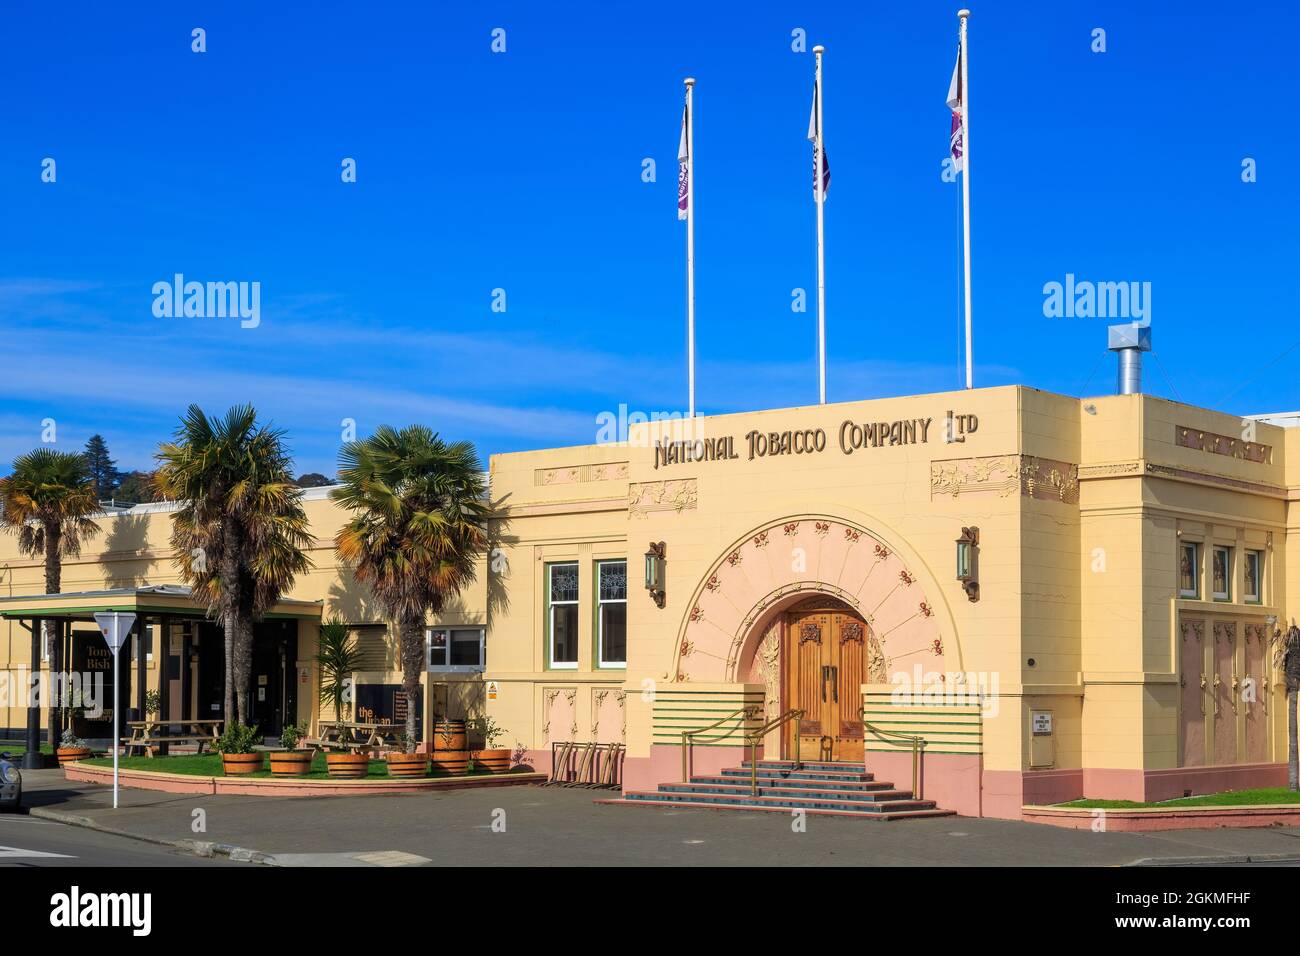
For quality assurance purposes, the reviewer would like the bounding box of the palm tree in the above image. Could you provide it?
[1274,621,1300,791]
[332,426,490,752]
[154,405,313,726]
[316,617,364,724]
[0,449,101,735]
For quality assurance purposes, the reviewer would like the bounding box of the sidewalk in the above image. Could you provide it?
[23,769,1300,867]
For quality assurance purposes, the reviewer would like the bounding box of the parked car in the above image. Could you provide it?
[0,753,21,811]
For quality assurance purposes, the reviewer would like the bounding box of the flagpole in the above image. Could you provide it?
[958,10,973,389]
[814,45,827,404]
[685,77,696,418]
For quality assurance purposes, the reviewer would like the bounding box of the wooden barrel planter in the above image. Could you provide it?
[472,749,511,773]
[385,753,429,778]
[269,751,314,777]
[430,750,469,775]
[325,752,369,778]
[56,747,91,767]
[221,753,264,776]
[433,719,467,752]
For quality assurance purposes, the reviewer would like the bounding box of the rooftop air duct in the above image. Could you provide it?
[1107,322,1152,395]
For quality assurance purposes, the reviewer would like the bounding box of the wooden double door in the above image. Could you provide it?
[783,603,868,762]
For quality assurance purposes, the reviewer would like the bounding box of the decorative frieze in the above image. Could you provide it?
[1176,425,1269,464]
[535,462,629,486]
[628,478,698,517]
[930,454,1079,504]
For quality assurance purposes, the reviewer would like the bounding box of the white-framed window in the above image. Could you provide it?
[597,559,627,668]
[547,562,579,669]
[1212,546,1232,601]
[426,627,485,672]
[1244,550,1263,604]
[1178,542,1200,599]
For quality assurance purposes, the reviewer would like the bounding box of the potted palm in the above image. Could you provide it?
[269,722,312,776]
[56,728,91,766]
[214,723,264,775]
[431,716,469,775]
[314,617,368,778]
[469,715,510,773]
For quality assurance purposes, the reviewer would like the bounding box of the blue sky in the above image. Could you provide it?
[1,0,1295,476]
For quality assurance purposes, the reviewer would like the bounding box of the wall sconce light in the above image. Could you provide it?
[955,526,979,602]
[644,541,666,608]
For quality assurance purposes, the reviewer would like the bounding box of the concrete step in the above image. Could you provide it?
[661,782,916,802]
[622,788,939,814]
[722,767,875,783]
[711,771,887,791]
[600,795,955,821]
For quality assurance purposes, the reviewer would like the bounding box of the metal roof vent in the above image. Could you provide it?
[1107,322,1152,395]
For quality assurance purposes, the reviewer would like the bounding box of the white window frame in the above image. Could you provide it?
[1212,545,1232,602]
[1244,550,1263,604]
[425,627,486,673]
[596,559,628,669]
[548,561,579,670]
[1178,542,1200,599]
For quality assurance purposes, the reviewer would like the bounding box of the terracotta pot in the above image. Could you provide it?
[221,753,264,776]
[325,752,369,778]
[269,751,313,777]
[57,746,91,766]
[430,749,469,775]
[472,749,511,773]
[385,753,429,778]
[433,719,467,752]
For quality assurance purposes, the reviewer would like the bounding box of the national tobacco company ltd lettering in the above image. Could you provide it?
[652,411,977,470]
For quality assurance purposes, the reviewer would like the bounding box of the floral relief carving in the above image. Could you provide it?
[628,479,698,517]
[840,621,864,644]
[799,623,822,645]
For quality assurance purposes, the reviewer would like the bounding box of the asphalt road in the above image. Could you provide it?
[16,769,1300,866]
[0,811,240,867]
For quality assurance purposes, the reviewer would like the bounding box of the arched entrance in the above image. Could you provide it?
[782,596,871,762]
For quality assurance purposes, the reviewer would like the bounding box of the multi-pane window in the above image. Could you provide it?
[1178,542,1200,598]
[1245,550,1263,604]
[427,627,485,671]
[597,560,628,668]
[548,562,579,668]
[1212,546,1232,601]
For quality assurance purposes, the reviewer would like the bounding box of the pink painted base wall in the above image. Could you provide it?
[623,744,751,793]
[1082,763,1285,803]
[867,752,984,817]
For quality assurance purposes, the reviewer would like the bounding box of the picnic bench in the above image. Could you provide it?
[302,720,405,755]
[121,719,224,758]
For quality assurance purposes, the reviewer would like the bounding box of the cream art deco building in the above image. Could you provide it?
[1,373,1294,818]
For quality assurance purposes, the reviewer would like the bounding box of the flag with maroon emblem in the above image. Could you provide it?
[947,46,964,173]
[807,84,830,199]
[678,104,690,220]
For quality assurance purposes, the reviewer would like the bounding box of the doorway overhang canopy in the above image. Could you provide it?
[0,584,323,622]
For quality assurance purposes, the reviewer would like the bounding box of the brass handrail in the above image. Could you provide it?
[743,708,805,796]
[862,709,924,800]
[681,706,759,782]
